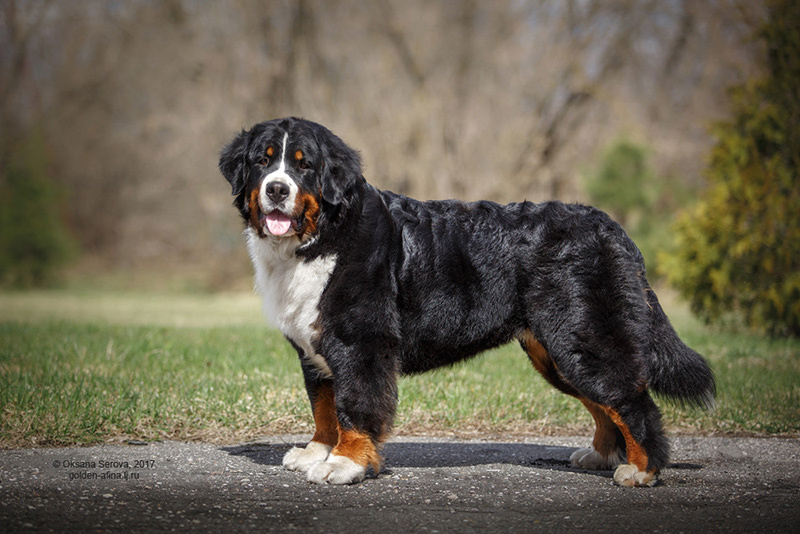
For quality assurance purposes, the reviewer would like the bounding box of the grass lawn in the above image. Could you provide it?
[1,289,798,448]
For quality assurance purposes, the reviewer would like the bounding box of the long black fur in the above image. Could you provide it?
[219,117,715,475]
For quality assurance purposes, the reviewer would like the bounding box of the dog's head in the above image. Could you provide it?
[219,117,362,243]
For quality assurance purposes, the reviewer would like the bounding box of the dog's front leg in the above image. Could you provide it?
[305,344,398,485]
[282,370,338,473]
[306,428,378,485]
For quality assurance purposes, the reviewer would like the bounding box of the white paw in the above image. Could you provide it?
[613,463,658,487]
[570,447,625,470]
[282,441,332,473]
[306,454,367,485]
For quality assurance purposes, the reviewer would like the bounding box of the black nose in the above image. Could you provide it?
[265,181,290,203]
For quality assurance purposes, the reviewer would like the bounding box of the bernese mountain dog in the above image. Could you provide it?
[219,117,715,487]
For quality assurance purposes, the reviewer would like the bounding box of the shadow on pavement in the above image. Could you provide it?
[221,440,624,480]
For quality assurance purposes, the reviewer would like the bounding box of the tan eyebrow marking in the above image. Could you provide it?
[294,150,304,161]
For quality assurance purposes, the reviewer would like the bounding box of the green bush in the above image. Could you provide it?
[585,140,656,225]
[660,0,800,337]
[0,130,78,287]
[584,139,688,276]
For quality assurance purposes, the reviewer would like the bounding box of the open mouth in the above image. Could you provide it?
[260,209,301,237]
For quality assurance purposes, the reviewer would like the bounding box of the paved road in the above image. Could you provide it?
[1,435,798,532]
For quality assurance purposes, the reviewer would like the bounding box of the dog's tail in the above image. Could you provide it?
[645,290,716,410]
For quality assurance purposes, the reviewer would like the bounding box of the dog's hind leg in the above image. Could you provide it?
[599,394,669,487]
[519,330,580,397]
[518,330,627,474]
[569,398,627,470]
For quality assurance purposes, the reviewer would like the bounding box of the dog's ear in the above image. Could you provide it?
[319,131,362,206]
[219,130,250,196]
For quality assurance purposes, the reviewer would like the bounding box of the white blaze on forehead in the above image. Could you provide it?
[277,132,288,173]
[259,132,298,211]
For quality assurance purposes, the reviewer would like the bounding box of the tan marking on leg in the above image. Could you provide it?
[570,398,626,470]
[602,406,658,486]
[519,329,550,375]
[519,330,579,396]
[332,429,381,473]
[580,398,622,457]
[311,382,339,448]
[602,407,649,472]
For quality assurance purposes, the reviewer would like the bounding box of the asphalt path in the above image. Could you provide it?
[1,435,798,533]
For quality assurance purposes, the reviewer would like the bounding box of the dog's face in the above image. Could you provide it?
[219,118,361,242]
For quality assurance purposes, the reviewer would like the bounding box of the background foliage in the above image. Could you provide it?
[0,0,765,288]
[584,140,692,277]
[0,129,77,287]
[661,0,800,336]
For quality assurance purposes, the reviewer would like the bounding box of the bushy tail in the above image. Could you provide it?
[646,293,716,410]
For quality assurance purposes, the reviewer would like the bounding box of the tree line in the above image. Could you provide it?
[4,0,797,335]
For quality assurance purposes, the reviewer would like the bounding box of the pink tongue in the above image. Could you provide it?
[265,211,292,235]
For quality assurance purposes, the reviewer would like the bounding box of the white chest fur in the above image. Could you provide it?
[245,229,336,377]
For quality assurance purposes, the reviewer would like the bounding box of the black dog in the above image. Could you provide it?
[219,117,714,486]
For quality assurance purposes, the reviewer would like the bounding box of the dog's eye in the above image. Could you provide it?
[259,146,275,166]
[298,160,311,171]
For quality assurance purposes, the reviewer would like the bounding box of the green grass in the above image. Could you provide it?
[1,290,798,448]
[0,322,311,447]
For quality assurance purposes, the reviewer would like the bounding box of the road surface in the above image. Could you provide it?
[1,435,798,532]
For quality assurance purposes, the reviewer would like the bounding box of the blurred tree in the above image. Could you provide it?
[0,129,77,287]
[661,0,800,336]
[585,140,655,227]
[585,140,689,276]
[0,0,767,287]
